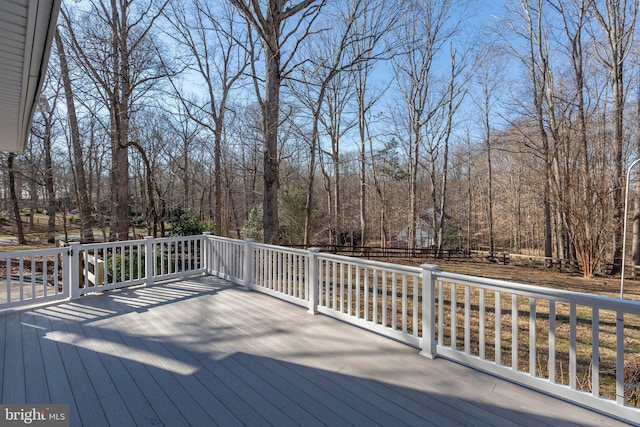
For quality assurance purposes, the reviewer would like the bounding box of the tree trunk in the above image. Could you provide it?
[55,29,94,242]
[109,1,131,241]
[332,134,341,245]
[304,108,320,246]
[408,133,419,252]
[8,154,26,245]
[214,124,223,236]
[611,70,624,273]
[129,140,158,237]
[42,105,56,243]
[633,77,640,265]
[486,139,495,257]
[110,120,130,241]
[437,49,460,255]
[262,32,281,244]
[543,139,553,267]
[359,124,366,248]
[183,135,190,209]
[611,71,624,273]
[358,91,367,248]
[231,0,321,244]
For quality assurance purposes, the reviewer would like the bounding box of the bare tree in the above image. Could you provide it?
[549,0,607,277]
[163,0,250,235]
[165,103,201,211]
[31,85,60,243]
[320,70,357,244]
[352,0,396,248]
[588,0,638,273]
[286,0,392,245]
[230,0,326,243]
[392,0,463,251]
[501,0,554,266]
[62,0,168,240]
[471,46,498,257]
[7,154,26,245]
[634,73,640,266]
[54,28,95,242]
[434,46,467,255]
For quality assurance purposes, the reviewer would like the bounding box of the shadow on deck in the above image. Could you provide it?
[0,276,631,426]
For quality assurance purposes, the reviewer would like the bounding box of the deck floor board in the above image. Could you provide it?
[3,310,24,404]
[32,308,82,423]
[0,307,4,400]
[21,311,50,404]
[76,314,160,426]
[0,275,632,426]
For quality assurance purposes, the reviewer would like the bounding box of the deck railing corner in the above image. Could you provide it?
[307,247,320,315]
[69,241,81,300]
[243,238,254,290]
[144,236,154,287]
[202,232,212,274]
[420,263,438,359]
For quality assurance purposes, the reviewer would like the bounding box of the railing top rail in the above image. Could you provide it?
[437,270,640,313]
[206,235,244,244]
[76,239,146,250]
[0,246,69,257]
[251,241,310,256]
[317,252,422,275]
[150,235,204,243]
[69,235,206,250]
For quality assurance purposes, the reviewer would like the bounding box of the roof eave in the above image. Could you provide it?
[12,0,61,154]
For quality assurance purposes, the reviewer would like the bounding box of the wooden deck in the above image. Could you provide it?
[0,275,632,426]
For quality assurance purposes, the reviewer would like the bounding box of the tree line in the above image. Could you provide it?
[3,0,640,279]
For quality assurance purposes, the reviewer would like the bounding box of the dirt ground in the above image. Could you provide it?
[390,256,640,302]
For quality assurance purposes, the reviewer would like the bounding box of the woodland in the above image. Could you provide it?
[4,0,640,279]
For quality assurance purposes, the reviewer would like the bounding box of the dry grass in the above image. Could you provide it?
[405,256,640,301]
[626,354,640,406]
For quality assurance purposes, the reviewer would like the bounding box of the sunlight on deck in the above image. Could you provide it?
[45,331,199,375]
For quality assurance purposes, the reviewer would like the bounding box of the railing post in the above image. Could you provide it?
[202,232,211,274]
[61,246,71,299]
[70,242,81,300]
[144,236,154,287]
[616,311,625,405]
[307,248,320,315]
[420,263,438,359]
[243,238,254,290]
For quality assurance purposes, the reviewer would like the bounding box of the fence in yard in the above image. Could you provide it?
[0,233,638,422]
[286,244,605,272]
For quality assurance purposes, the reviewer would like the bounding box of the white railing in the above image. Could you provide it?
[72,239,147,296]
[315,252,424,348]
[71,235,204,297]
[249,241,309,306]
[0,247,69,308]
[0,235,206,307]
[430,270,640,421]
[206,235,245,284]
[204,236,310,306]
[149,235,204,281]
[204,235,640,423]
